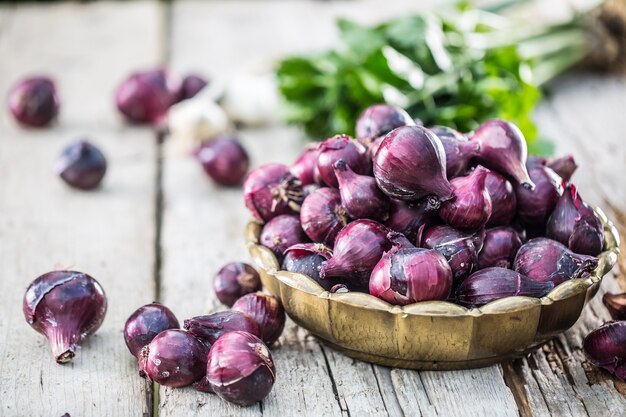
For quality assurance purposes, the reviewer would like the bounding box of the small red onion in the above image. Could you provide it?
[23,271,107,364]
[141,329,208,388]
[334,159,390,222]
[195,136,249,186]
[232,292,286,345]
[385,197,440,242]
[513,238,598,286]
[260,215,309,262]
[213,262,262,307]
[469,119,535,189]
[439,166,493,231]
[243,163,304,223]
[456,267,554,307]
[206,331,276,406]
[547,154,577,182]
[583,321,626,380]
[373,126,453,202]
[355,104,414,146]
[316,135,369,187]
[290,145,319,186]
[282,243,339,290]
[184,311,261,345]
[8,76,59,127]
[56,140,107,190]
[124,303,179,358]
[477,227,522,269]
[300,187,350,246]
[430,126,480,178]
[178,73,207,101]
[319,219,392,287]
[484,171,517,227]
[603,293,626,321]
[515,165,563,225]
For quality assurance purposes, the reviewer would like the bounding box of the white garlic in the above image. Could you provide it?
[221,73,280,126]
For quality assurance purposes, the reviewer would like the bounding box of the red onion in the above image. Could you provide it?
[124,303,179,358]
[195,136,249,187]
[290,145,319,186]
[484,171,517,227]
[232,292,285,345]
[214,262,262,307]
[583,321,626,380]
[300,187,350,246]
[515,165,563,225]
[206,331,276,406]
[260,215,309,262]
[385,197,440,242]
[141,329,208,388]
[178,73,207,101]
[56,140,107,190]
[370,235,452,305]
[184,311,261,345]
[330,284,350,293]
[334,159,390,222]
[513,238,598,285]
[115,69,181,125]
[282,243,339,290]
[546,184,604,256]
[430,126,480,178]
[316,135,369,187]
[477,227,522,269]
[23,271,107,364]
[319,219,392,287]
[243,163,304,223]
[355,104,414,146]
[373,126,453,202]
[469,119,535,189]
[439,166,493,231]
[8,76,59,127]
[456,267,554,307]
[547,154,577,182]
[603,293,626,321]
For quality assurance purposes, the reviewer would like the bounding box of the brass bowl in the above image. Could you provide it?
[245,207,620,370]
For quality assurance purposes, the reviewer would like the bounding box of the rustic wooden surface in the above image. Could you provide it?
[0,1,624,417]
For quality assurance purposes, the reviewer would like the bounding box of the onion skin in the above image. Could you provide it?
[355,104,414,146]
[8,76,59,127]
[469,119,535,189]
[124,303,179,358]
[260,215,309,262]
[316,135,369,187]
[334,159,390,222]
[178,74,207,101]
[477,227,522,269]
[141,329,208,388]
[206,331,276,406]
[300,187,350,246]
[439,166,493,231]
[484,171,517,227]
[232,292,286,345]
[547,154,577,182]
[213,262,261,307]
[282,243,339,290]
[23,271,107,364]
[603,293,626,321]
[290,145,320,186]
[583,321,626,380]
[430,126,480,178]
[184,311,261,344]
[330,284,350,293]
[195,137,249,186]
[373,126,453,202]
[515,165,563,225]
[456,267,554,307]
[385,197,440,242]
[513,238,598,286]
[56,140,107,190]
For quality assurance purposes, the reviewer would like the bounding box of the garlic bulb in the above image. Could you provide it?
[221,73,280,126]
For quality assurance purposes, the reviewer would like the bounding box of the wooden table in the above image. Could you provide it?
[0,1,624,416]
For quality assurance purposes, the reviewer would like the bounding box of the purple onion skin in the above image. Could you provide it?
[430,126,480,178]
[515,165,563,226]
[603,293,626,321]
[513,238,599,286]
[184,311,261,345]
[260,215,309,262]
[373,126,453,202]
[583,321,626,380]
[232,293,286,345]
[195,137,249,187]
[547,154,577,182]
[300,187,350,246]
[23,271,107,364]
[526,156,546,169]
[178,74,207,101]
[546,185,604,256]
[456,267,554,307]
[243,163,304,223]
[319,219,393,287]
[439,166,493,231]
[385,197,440,242]
[282,243,339,290]
[355,104,415,146]
[368,136,384,160]
[214,262,262,307]
[206,331,276,406]
[8,76,59,127]
[141,329,208,388]
[124,303,179,358]
[477,227,522,269]
[56,140,107,190]
[316,135,369,187]
[290,146,320,186]
[115,69,181,125]
[485,171,517,227]
[334,159,390,222]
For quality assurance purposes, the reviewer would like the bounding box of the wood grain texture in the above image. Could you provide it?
[0,2,162,416]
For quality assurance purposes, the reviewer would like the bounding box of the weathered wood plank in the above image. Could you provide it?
[0,2,163,416]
